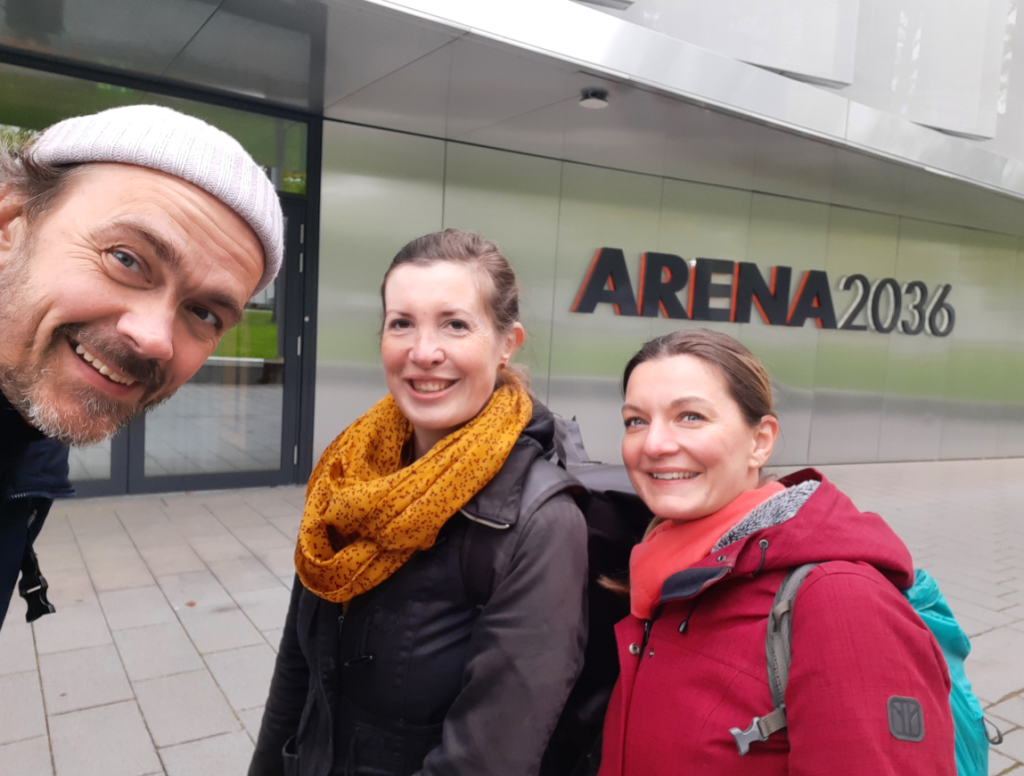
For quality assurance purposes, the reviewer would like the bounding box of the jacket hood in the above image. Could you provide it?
[657,468,914,609]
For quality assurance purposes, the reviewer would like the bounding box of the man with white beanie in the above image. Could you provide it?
[0,104,284,629]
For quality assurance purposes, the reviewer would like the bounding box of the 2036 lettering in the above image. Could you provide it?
[835,274,954,337]
[571,248,956,337]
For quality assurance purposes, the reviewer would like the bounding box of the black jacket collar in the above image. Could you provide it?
[1,390,73,503]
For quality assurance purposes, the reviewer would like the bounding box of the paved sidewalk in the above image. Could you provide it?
[0,458,1023,775]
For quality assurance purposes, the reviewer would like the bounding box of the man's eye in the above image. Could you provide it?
[113,250,141,272]
[191,307,220,327]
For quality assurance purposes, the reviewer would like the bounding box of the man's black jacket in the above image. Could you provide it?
[1,390,72,628]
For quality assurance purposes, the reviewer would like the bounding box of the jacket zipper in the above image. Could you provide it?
[2,488,74,504]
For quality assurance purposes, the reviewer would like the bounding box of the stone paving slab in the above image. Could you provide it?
[0,460,1022,773]
[0,485,304,775]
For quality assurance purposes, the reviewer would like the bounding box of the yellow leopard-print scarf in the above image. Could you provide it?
[295,376,532,602]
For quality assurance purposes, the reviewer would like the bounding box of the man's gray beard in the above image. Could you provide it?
[0,360,172,446]
[0,362,144,444]
[0,244,172,447]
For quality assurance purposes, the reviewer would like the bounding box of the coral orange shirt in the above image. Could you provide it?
[629,482,785,619]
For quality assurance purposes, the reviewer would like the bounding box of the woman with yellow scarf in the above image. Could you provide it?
[250,230,589,776]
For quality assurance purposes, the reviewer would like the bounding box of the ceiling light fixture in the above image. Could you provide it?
[579,87,610,109]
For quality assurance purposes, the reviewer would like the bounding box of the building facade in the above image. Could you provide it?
[2,0,1023,494]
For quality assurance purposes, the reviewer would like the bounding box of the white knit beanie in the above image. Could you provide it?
[29,104,283,295]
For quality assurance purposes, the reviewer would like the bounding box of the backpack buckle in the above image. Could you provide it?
[729,717,769,755]
[729,705,788,756]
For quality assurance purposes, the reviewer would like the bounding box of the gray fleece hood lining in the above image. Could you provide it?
[711,479,821,553]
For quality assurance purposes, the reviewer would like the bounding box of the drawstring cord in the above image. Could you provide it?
[678,597,701,634]
[753,539,769,576]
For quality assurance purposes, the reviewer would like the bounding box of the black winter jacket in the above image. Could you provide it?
[1,390,72,628]
[250,405,589,776]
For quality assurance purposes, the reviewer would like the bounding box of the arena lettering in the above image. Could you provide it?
[571,248,955,337]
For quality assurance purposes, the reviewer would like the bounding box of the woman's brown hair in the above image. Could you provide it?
[381,229,520,335]
[622,328,775,425]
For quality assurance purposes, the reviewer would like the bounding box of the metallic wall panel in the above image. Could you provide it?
[740,194,829,466]
[876,219,959,461]
[323,1,459,106]
[939,230,1016,459]
[362,0,1024,201]
[809,207,899,464]
[163,6,314,108]
[324,41,453,137]
[0,0,218,75]
[558,80,674,179]
[326,3,1024,240]
[606,0,859,86]
[752,127,836,205]
[661,105,759,192]
[8,0,1024,210]
[455,94,571,162]
[441,142,563,401]
[314,121,445,457]
[546,163,663,464]
[1000,241,1024,457]
[317,119,1024,467]
[444,37,577,140]
[364,0,851,139]
[647,178,750,363]
[323,20,1024,242]
[839,0,1008,139]
[829,146,906,215]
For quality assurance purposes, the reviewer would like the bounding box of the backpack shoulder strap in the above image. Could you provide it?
[461,457,585,607]
[766,562,820,709]
[519,457,586,522]
[730,562,820,756]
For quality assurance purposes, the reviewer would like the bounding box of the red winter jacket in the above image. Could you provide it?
[599,469,956,776]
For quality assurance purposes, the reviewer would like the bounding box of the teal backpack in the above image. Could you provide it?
[729,565,1000,775]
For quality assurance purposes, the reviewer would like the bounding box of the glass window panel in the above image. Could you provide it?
[67,439,111,482]
[143,261,286,477]
[0,59,304,484]
[0,61,307,194]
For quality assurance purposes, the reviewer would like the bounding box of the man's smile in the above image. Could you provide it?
[73,342,137,386]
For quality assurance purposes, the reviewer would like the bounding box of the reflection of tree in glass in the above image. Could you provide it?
[214,309,279,360]
[0,123,38,149]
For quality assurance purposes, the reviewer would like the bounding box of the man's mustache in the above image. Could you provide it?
[56,323,167,391]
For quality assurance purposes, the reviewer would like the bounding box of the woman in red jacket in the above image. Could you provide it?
[598,329,956,776]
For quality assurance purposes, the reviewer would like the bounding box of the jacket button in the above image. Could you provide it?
[628,643,641,656]
[716,554,727,562]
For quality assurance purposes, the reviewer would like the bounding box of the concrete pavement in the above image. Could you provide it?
[1,458,1023,774]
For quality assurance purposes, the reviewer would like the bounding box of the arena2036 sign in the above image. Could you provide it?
[571,249,956,337]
